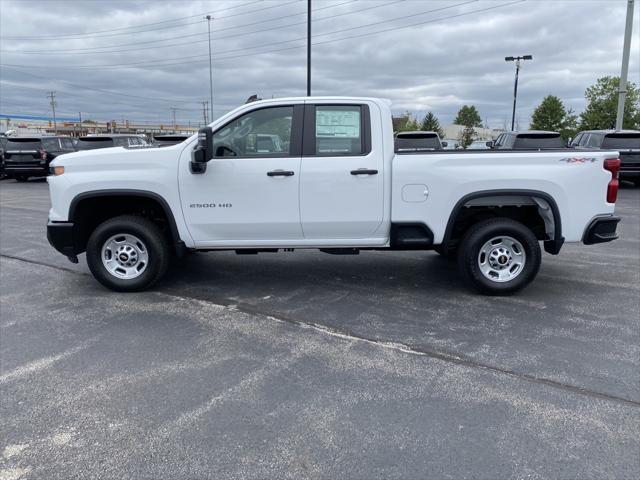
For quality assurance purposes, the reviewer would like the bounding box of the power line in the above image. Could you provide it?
[0,0,266,40]
[1,0,478,70]
[0,71,205,105]
[2,0,359,55]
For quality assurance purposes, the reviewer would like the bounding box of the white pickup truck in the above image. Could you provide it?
[47,97,621,294]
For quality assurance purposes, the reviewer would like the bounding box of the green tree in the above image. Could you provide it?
[579,76,640,130]
[561,108,578,141]
[454,105,482,127]
[394,111,420,132]
[457,125,476,149]
[530,95,565,131]
[420,111,445,138]
[530,95,577,140]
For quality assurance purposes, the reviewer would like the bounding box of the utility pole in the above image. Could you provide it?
[616,0,635,130]
[307,0,311,96]
[505,55,532,131]
[202,101,209,125]
[205,15,214,122]
[48,91,57,134]
[171,107,177,130]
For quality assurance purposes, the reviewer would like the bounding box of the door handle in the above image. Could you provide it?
[267,170,295,177]
[350,169,378,175]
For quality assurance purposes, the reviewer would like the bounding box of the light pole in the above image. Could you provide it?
[505,55,532,131]
[616,0,635,130]
[307,0,311,96]
[205,15,214,122]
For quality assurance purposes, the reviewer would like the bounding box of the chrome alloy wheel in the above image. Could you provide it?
[477,235,526,283]
[101,233,149,279]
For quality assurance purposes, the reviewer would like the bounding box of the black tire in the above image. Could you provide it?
[15,175,29,182]
[457,218,541,295]
[86,215,170,292]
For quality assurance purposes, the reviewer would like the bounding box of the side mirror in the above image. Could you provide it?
[485,141,493,148]
[190,127,213,174]
[441,141,448,148]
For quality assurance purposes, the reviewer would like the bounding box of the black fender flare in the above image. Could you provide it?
[442,189,564,255]
[68,189,185,253]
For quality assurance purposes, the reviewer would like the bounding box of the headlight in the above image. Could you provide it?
[49,166,65,176]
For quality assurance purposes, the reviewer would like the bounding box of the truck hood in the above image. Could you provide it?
[50,144,185,169]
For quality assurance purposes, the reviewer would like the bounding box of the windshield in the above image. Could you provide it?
[602,133,640,149]
[76,139,115,150]
[513,134,564,149]
[6,138,41,150]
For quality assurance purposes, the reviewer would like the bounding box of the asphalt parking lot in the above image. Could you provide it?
[1,178,639,479]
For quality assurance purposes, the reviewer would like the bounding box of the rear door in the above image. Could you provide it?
[299,102,384,239]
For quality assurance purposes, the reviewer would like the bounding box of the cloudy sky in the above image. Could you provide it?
[0,0,637,128]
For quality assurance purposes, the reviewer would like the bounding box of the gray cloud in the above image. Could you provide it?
[0,0,638,128]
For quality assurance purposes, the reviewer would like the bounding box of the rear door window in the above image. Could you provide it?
[308,105,370,156]
[586,134,602,148]
[61,138,75,150]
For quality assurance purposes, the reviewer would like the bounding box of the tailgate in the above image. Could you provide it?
[5,150,40,162]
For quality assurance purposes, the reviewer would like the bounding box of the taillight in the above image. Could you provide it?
[604,158,620,204]
[39,149,47,160]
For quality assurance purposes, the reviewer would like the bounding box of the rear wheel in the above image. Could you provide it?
[457,218,541,295]
[86,215,169,292]
[14,175,29,182]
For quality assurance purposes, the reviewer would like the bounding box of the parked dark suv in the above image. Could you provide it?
[3,136,76,181]
[76,135,149,150]
[488,131,565,149]
[394,131,447,151]
[571,130,640,185]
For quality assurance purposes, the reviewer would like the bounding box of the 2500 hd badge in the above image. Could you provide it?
[190,203,233,208]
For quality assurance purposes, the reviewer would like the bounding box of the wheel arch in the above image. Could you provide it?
[68,189,184,255]
[442,189,564,255]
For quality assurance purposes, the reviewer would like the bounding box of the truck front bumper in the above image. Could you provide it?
[47,220,79,263]
[582,216,620,245]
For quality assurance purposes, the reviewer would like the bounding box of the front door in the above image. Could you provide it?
[299,103,384,239]
[179,104,304,245]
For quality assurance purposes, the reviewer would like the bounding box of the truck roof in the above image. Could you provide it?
[505,130,560,136]
[238,96,392,106]
[578,129,640,134]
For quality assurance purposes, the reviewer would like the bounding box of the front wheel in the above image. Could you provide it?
[86,215,170,292]
[457,218,541,295]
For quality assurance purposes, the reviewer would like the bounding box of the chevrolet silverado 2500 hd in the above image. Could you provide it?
[46,97,621,294]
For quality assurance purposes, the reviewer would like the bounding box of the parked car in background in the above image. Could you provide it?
[0,135,8,179]
[394,131,447,151]
[487,131,566,150]
[76,134,149,151]
[571,130,640,186]
[152,134,191,147]
[3,136,76,181]
[468,140,490,150]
